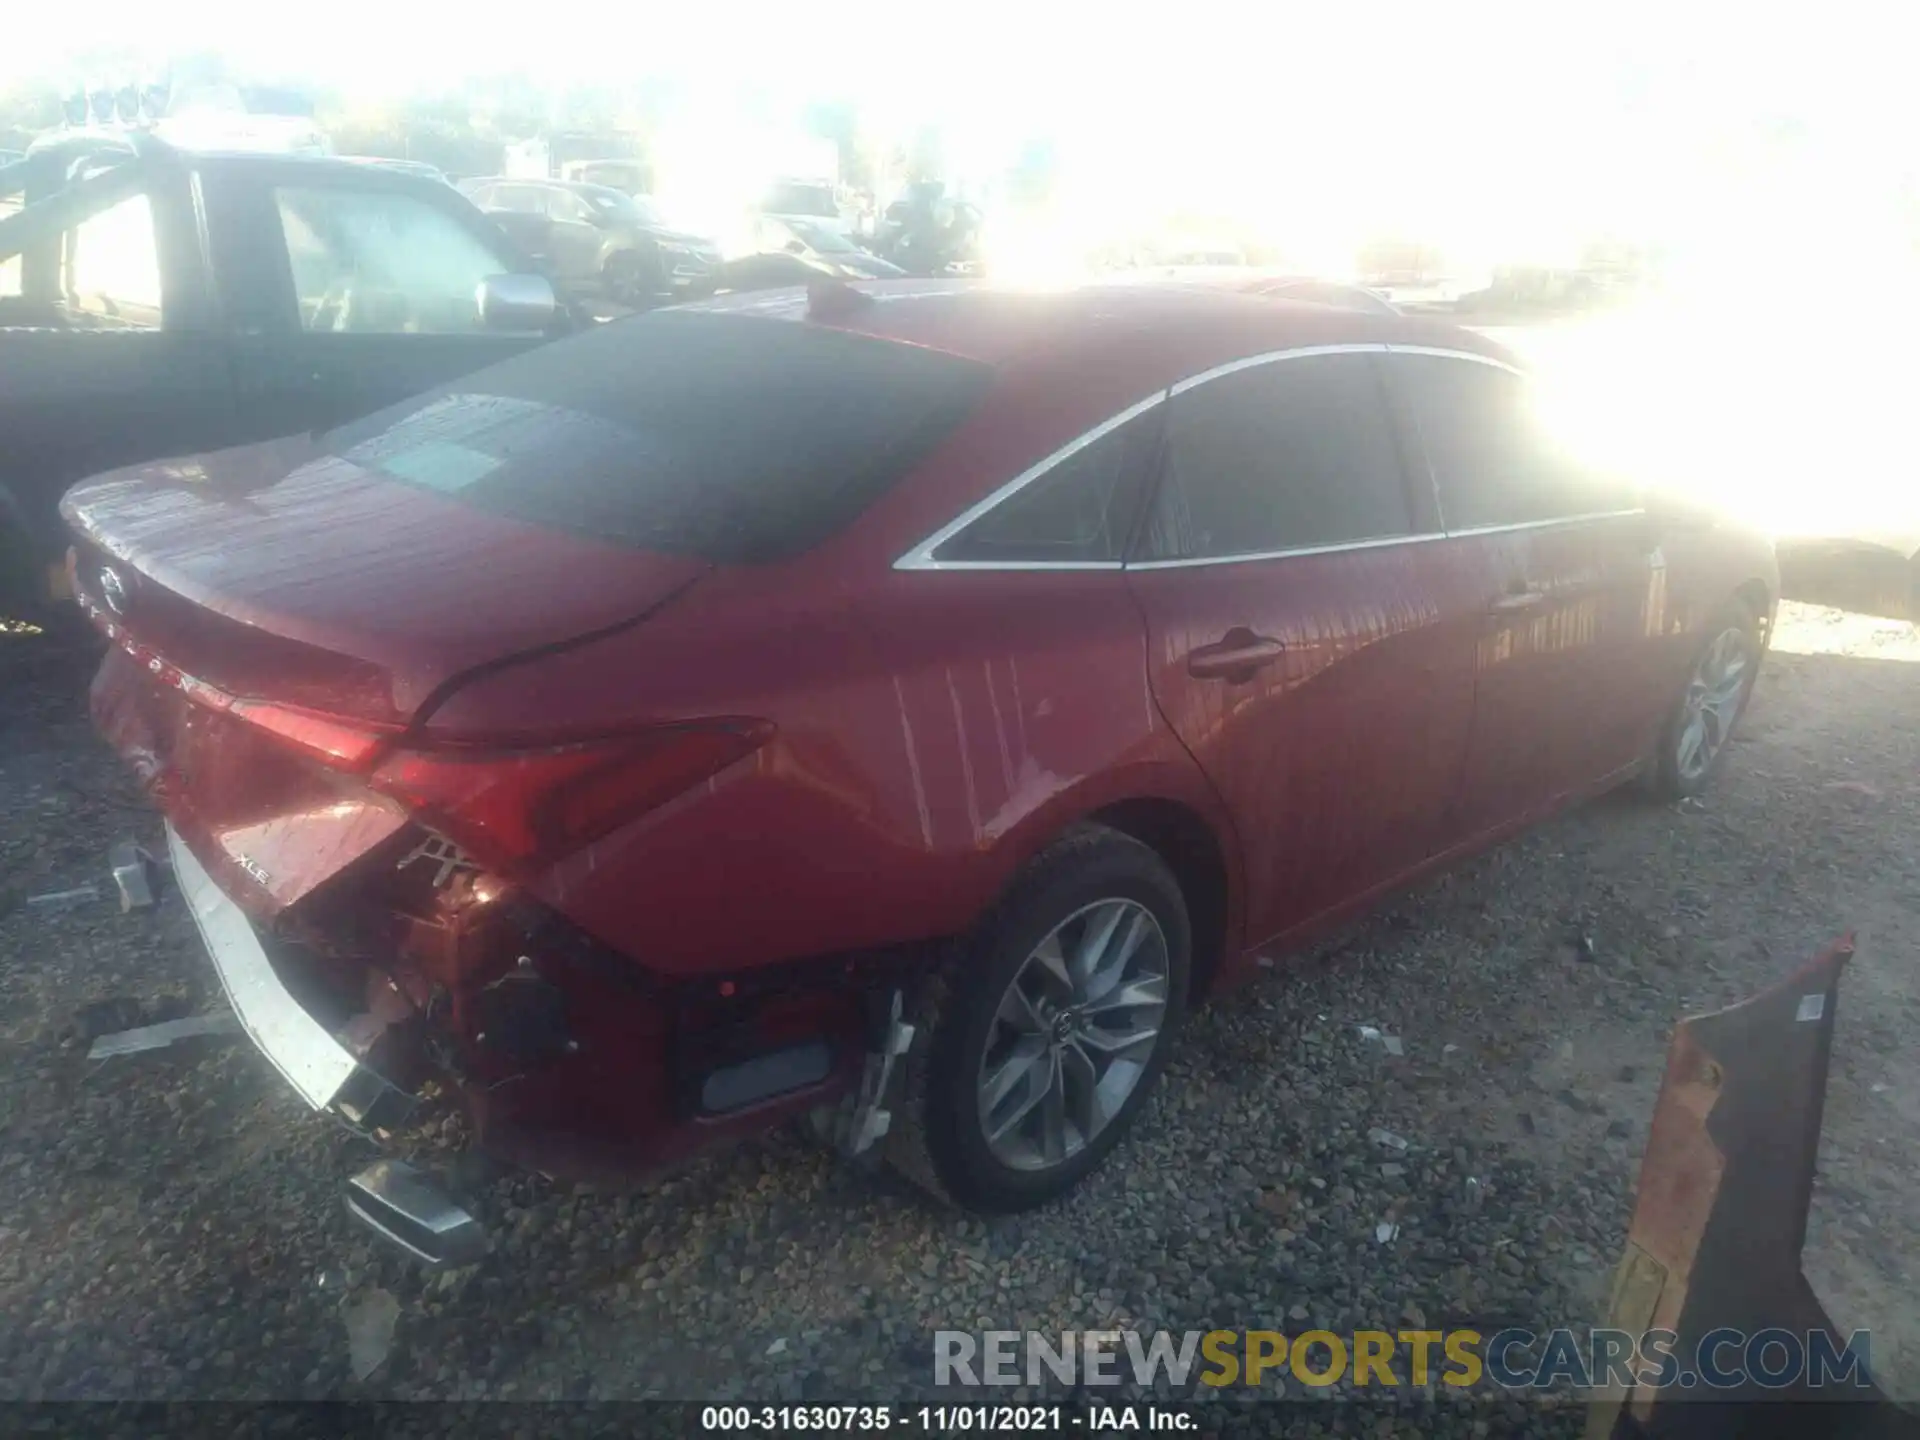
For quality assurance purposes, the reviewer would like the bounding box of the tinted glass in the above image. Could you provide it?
[1141,353,1413,560]
[1389,354,1636,529]
[325,309,993,563]
[934,410,1162,564]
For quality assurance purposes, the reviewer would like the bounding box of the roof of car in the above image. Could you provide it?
[25,134,444,182]
[688,278,1511,377]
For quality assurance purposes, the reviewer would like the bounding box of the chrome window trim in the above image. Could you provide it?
[892,391,1166,572]
[891,339,1566,574]
[1166,341,1390,396]
[1128,529,1450,571]
[1385,343,1527,376]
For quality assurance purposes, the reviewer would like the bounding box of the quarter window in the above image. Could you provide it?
[1388,354,1636,529]
[932,410,1162,564]
[1139,352,1414,561]
[275,186,518,335]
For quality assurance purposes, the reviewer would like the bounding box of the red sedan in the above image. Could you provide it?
[63,280,1774,1253]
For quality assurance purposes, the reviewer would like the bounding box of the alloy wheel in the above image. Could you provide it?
[1676,625,1754,782]
[976,898,1170,1172]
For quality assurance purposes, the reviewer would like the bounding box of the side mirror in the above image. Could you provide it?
[477,273,557,332]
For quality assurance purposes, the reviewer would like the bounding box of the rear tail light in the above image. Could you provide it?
[144,644,768,872]
[367,721,773,872]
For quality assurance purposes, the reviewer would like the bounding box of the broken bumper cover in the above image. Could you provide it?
[169,823,485,1264]
[168,822,404,1127]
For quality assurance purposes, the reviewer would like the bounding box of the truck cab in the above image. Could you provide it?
[1,133,574,616]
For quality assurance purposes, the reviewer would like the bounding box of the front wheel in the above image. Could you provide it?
[887,825,1189,1213]
[601,251,653,308]
[1650,599,1763,799]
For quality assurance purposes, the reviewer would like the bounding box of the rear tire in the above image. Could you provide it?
[1649,598,1764,800]
[886,825,1189,1213]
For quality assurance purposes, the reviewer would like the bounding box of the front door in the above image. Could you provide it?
[1125,349,1483,954]
[207,171,562,443]
[0,163,240,588]
[1380,349,1659,836]
[538,187,611,284]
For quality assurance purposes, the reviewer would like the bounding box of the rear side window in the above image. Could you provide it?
[325,308,992,563]
[1139,351,1414,561]
[932,408,1162,564]
[1388,354,1636,529]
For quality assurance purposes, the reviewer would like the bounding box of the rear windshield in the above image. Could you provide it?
[324,309,992,563]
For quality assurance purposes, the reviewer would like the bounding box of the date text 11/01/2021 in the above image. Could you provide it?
[699,1406,1194,1432]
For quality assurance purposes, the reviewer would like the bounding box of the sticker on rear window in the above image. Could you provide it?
[365,439,503,494]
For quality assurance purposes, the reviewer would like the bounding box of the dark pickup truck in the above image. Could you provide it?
[1,132,579,616]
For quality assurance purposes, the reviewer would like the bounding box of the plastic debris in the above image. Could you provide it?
[88,1012,240,1059]
[1577,934,1597,962]
[1442,1043,1460,1057]
[766,1337,789,1357]
[1375,1221,1400,1244]
[343,1287,400,1380]
[27,884,99,908]
[1368,1127,1411,1151]
[1358,1025,1404,1054]
[109,840,157,911]
[1464,1176,1485,1214]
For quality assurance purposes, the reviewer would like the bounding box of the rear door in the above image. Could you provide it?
[206,168,562,442]
[1381,348,1658,835]
[1125,348,1484,953]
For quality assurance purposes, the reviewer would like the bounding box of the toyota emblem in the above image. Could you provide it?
[99,566,127,615]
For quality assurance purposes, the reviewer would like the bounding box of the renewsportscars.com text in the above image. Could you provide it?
[934,1327,1875,1393]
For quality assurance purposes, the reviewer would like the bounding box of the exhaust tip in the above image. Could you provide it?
[345,1159,484,1268]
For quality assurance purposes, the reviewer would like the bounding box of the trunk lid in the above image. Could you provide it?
[68,308,994,913]
[63,429,710,726]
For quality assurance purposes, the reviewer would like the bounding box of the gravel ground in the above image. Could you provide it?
[1,601,1916,1438]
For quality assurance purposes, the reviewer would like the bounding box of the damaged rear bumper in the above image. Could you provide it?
[170,822,480,1263]
[163,813,886,1262]
[169,822,409,1129]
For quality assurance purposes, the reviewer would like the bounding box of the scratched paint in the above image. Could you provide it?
[891,674,934,848]
[982,659,1016,796]
[944,666,984,842]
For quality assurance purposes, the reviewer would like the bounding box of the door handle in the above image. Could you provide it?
[1188,629,1285,682]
